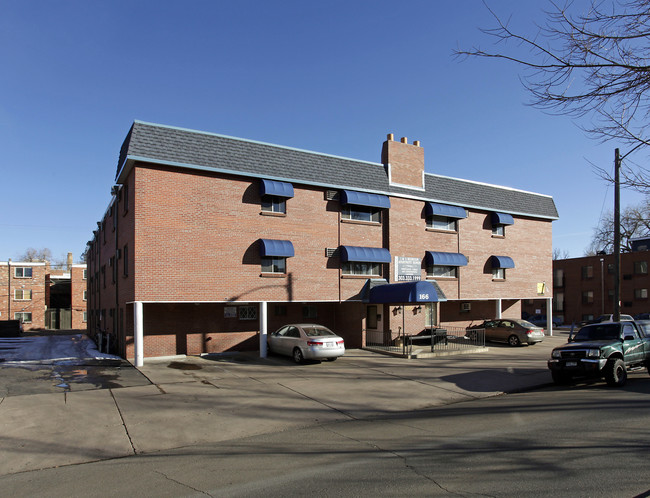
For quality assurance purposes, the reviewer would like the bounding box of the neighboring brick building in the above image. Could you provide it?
[87,121,559,362]
[0,255,87,331]
[552,240,650,325]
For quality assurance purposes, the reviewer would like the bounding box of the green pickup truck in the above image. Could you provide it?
[548,321,650,387]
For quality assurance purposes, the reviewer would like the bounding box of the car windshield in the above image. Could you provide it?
[303,326,336,337]
[573,324,620,341]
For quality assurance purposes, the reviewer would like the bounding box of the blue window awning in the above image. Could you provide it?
[425,202,466,219]
[369,281,442,304]
[259,239,295,258]
[340,245,391,263]
[340,190,390,209]
[491,255,515,269]
[425,251,468,267]
[492,212,514,225]
[260,179,294,198]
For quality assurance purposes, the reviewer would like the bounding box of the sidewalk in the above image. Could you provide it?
[0,333,568,476]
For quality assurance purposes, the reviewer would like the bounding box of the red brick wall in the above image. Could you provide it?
[554,252,650,324]
[0,263,47,330]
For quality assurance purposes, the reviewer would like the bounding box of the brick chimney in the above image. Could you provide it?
[67,252,73,270]
[381,133,425,189]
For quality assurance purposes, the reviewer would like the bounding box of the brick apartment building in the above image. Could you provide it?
[552,239,650,325]
[0,254,87,330]
[87,121,559,363]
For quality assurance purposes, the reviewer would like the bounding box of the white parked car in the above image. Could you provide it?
[268,324,345,363]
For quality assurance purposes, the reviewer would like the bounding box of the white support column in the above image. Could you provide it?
[547,297,554,336]
[495,299,502,319]
[134,301,144,367]
[259,301,268,358]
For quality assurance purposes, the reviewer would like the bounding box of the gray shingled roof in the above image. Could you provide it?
[117,121,558,220]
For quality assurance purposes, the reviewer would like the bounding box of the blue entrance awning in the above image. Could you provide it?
[260,179,294,198]
[369,281,442,304]
[340,245,391,263]
[259,239,295,258]
[491,255,515,269]
[340,190,391,209]
[425,202,467,219]
[492,212,514,225]
[425,251,468,266]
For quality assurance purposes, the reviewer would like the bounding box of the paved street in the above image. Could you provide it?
[1,330,649,496]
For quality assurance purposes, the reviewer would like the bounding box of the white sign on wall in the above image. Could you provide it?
[395,256,422,282]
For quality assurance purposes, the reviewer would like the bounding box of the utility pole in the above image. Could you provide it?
[614,148,621,322]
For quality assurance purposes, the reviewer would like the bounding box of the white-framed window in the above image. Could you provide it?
[342,262,381,276]
[239,306,257,321]
[83,311,88,322]
[83,290,88,301]
[635,288,648,299]
[14,312,32,323]
[635,261,648,275]
[83,269,87,279]
[427,215,457,231]
[341,205,381,223]
[261,195,286,214]
[492,268,505,280]
[14,289,32,300]
[492,224,505,236]
[427,265,458,278]
[261,256,287,274]
[14,267,33,278]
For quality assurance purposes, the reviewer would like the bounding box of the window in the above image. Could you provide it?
[427,215,457,231]
[123,183,129,213]
[342,262,381,276]
[83,290,88,301]
[83,311,88,323]
[554,269,564,287]
[14,312,32,323]
[14,289,32,300]
[491,224,505,237]
[274,305,287,317]
[635,288,648,299]
[492,268,505,280]
[554,292,564,311]
[14,267,32,278]
[123,245,129,277]
[102,265,106,288]
[427,265,458,278]
[607,263,615,274]
[261,195,286,214]
[582,314,594,322]
[582,265,594,279]
[110,256,116,283]
[582,290,594,304]
[261,256,286,274]
[634,261,648,275]
[239,306,257,321]
[341,205,381,223]
[83,269,87,279]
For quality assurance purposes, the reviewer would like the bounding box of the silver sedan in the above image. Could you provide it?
[268,324,345,363]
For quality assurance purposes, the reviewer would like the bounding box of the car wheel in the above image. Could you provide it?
[605,358,627,387]
[507,335,521,347]
[466,331,477,341]
[293,348,304,364]
[551,371,571,385]
[326,357,337,362]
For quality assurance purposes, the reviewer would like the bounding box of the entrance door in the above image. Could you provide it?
[366,305,384,345]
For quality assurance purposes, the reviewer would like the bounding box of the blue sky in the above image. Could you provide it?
[1,0,643,263]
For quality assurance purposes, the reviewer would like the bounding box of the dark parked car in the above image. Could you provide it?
[527,314,562,328]
[467,318,545,346]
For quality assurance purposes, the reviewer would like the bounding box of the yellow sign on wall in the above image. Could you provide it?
[537,282,546,295]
